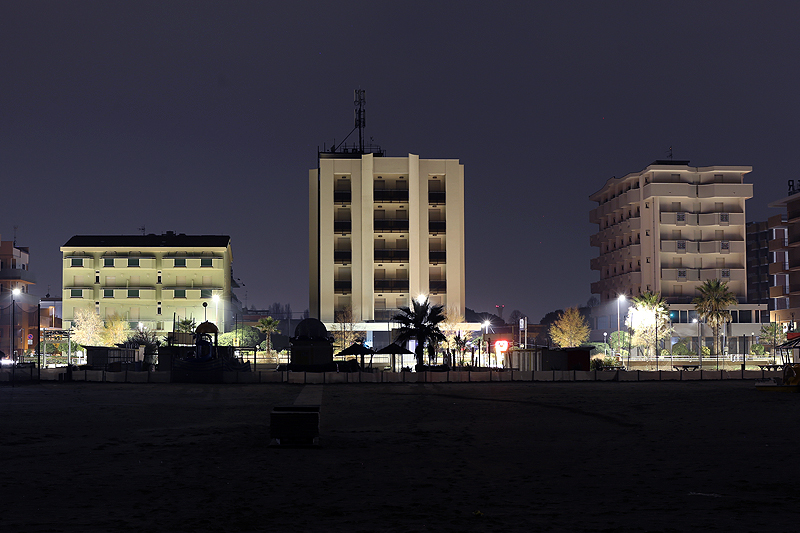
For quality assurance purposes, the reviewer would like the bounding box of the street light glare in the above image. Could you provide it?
[212,294,220,302]
[12,288,21,296]
[618,294,625,302]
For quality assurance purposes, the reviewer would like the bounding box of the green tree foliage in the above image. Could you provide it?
[103,313,130,346]
[693,279,737,355]
[255,317,281,356]
[759,322,786,357]
[549,307,590,348]
[176,318,197,333]
[218,325,261,347]
[127,329,160,355]
[393,297,447,370]
[671,338,693,356]
[626,292,672,359]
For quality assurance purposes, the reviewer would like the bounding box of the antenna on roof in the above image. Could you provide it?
[666,146,673,160]
[13,225,18,246]
[138,225,146,235]
[354,89,365,153]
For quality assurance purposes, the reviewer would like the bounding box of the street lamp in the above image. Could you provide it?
[603,331,608,357]
[212,294,220,327]
[483,320,490,367]
[693,318,702,368]
[11,288,21,363]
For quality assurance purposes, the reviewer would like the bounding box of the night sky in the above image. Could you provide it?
[3,1,799,323]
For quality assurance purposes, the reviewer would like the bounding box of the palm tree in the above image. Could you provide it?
[626,292,671,365]
[693,279,737,356]
[256,317,281,360]
[392,297,447,371]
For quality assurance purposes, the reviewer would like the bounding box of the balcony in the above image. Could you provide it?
[769,237,788,252]
[374,309,396,321]
[769,262,789,275]
[429,220,446,233]
[374,249,409,262]
[769,285,789,298]
[429,250,446,263]
[429,280,447,293]
[373,190,409,203]
[334,220,352,233]
[374,219,409,232]
[0,268,36,284]
[333,191,351,203]
[374,279,409,292]
[428,191,446,204]
[334,280,352,293]
[334,250,352,263]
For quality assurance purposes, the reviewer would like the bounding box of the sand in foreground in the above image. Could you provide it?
[2,381,797,532]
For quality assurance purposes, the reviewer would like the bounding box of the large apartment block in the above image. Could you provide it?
[767,185,800,327]
[590,160,753,303]
[61,233,233,334]
[310,153,465,324]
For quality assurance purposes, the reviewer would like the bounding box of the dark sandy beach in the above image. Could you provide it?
[2,381,797,532]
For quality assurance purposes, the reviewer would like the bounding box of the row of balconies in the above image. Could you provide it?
[333,279,447,294]
[65,287,220,299]
[0,268,36,283]
[333,220,447,234]
[660,268,743,282]
[590,182,752,222]
[590,271,643,295]
[333,250,447,264]
[590,244,642,271]
[333,191,446,205]
[660,239,744,254]
[589,217,641,246]
[660,212,744,227]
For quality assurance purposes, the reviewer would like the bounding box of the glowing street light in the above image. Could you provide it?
[415,294,427,305]
[212,294,220,326]
[11,288,21,363]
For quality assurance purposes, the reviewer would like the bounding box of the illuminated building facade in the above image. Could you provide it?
[309,153,466,325]
[61,233,234,334]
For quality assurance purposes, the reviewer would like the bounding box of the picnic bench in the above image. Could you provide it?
[673,365,700,371]
[602,365,625,371]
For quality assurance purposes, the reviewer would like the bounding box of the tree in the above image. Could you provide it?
[72,308,105,346]
[393,297,447,371]
[626,292,672,363]
[693,279,737,355]
[549,307,590,348]
[255,317,281,359]
[759,322,786,362]
[176,318,196,333]
[219,325,261,347]
[331,305,362,350]
[102,313,130,346]
[440,305,471,365]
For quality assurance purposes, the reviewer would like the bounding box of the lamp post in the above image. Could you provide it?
[483,320,490,367]
[213,294,220,327]
[11,288,21,363]
[603,331,608,358]
[617,294,625,340]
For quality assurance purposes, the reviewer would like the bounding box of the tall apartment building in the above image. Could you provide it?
[61,233,234,334]
[746,221,774,307]
[767,185,800,327]
[590,160,752,302]
[589,161,766,353]
[309,152,465,325]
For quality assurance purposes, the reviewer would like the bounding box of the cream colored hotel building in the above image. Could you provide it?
[309,153,466,325]
[589,160,767,351]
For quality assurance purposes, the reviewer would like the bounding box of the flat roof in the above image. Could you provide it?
[62,234,231,248]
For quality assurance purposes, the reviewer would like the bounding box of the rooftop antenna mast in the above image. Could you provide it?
[138,225,146,235]
[13,225,18,246]
[666,146,673,160]
[354,89,365,153]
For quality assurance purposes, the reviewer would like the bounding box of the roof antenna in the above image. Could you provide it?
[13,225,18,246]
[138,225,146,235]
[666,146,673,160]
[354,88,365,154]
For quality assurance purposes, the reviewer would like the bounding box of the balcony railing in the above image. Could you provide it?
[429,250,446,263]
[334,280,352,293]
[374,279,409,292]
[374,249,409,262]
[334,251,352,263]
[373,190,409,202]
[429,280,446,293]
[334,220,352,233]
[428,191,446,204]
[0,268,36,283]
[334,191,351,203]
[429,220,446,233]
[374,219,409,232]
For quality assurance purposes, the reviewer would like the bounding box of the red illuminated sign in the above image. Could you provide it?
[495,340,509,352]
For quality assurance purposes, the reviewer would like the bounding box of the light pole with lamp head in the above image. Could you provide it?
[213,294,220,327]
[11,288,21,363]
[603,331,608,358]
[482,320,490,367]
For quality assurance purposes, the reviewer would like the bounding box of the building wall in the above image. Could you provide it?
[311,153,466,323]
[61,238,232,334]
[590,162,753,303]
[0,235,34,294]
